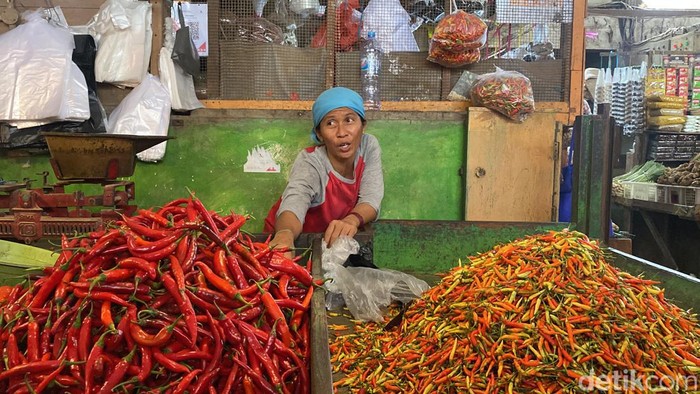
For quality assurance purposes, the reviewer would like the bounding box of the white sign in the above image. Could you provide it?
[172,3,209,57]
[496,0,572,24]
[244,146,281,173]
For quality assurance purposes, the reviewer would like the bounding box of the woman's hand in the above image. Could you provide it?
[270,229,296,260]
[324,216,361,247]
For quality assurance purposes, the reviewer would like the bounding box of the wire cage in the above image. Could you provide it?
[204,0,575,103]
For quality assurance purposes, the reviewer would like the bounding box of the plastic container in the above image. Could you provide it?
[360,31,381,111]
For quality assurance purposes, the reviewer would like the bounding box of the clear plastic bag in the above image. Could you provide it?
[427,45,480,68]
[430,10,487,53]
[107,74,172,162]
[322,236,429,322]
[360,0,419,53]
[311,0,360,51]
[470,67,535,122]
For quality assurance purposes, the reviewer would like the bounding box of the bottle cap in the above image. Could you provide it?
[368,31,376,39]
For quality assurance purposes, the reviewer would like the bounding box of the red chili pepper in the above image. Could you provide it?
[257,282,294,348]
[34,359,67,394]
[166,350,212,362]
[73,289,130,308]
[127,230,183,254]
[232,243,269,279]
[128,312,179,347]
[218,214,247,243]
[30,260,70,309]
[138,209,171,227]
[0,359,63,382]
[85,330,111,393]
[153,348,191,374]
[273,298,306,311]
[116,257,158,280]
[169,255,186,290]
[290,286,313,331]
[203,311,223,375]
[224,254,250,288]
[277,274,290,299]
[96,346,137,394]
[121,215,171,239]
[137,346,152,382]
[78,315,92,361]
[6,332,21,367]
[85,268,134,284]
[27,317,40,362]
[40,308,53,359]
[189,196,220,235]
[100,301,115,330]
[223,363,239,394]
[131,239,181,262]
[173,368,202,394]
[236,319,284,393]
[162,273,198,346]
[70,281,150,295]
[195,261,242,300]
[55,266,79,305]
[80,229,123,264]
[213,248,233,282]
[191,366,221,394]
[231,356,277,394]
[264,255,313,287]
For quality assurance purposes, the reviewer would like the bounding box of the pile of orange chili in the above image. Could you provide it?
[330,230,700,393]
[0,196,312,393]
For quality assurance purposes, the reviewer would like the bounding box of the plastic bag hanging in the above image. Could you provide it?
[171,2,200,77]
[470,67,535,122]
[427,7,487,67]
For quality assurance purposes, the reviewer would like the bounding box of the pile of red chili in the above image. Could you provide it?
[330,230,700,393]
[0,196,312,393]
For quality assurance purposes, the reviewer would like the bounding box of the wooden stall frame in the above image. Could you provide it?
[198,0,586,123]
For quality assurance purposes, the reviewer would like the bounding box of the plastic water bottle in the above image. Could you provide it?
[360,31,381,110]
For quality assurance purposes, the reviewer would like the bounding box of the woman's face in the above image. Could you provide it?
[316,107,365,167]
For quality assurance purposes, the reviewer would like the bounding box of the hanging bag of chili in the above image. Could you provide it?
[470,67,536,122]
[427,9,487,67]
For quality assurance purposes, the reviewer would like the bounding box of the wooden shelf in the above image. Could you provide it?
[613,196,700,221]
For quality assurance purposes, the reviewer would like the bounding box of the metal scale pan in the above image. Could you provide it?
[41,133,172,181]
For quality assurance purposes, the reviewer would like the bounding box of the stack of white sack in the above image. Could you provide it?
[89,0,152,88]
[0,11,89,128]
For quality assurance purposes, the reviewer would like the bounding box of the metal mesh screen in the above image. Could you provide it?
[207,0,574,102]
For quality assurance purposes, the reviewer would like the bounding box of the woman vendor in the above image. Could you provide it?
[263,87,384,254]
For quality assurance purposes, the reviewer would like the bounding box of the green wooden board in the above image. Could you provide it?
[372,220,568,274]
[1,118,466,232]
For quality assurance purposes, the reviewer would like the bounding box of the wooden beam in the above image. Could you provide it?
[568,0,587,124]
[201,100,570,113]
[587,8,700,18]
[149,0,165,77]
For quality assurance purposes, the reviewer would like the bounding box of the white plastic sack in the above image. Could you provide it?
[158,17,203,111]
[322,236,429,322]
[360,0,419,53]
[107,74,171,162]
[90,0,152,87]
[11,62,90,129]
[0,11,89,124]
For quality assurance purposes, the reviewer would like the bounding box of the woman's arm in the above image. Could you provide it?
[323,203,377,246]
[270,211,304,258]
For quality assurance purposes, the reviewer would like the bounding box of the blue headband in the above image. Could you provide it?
[311,87,365,144]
